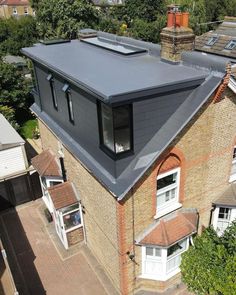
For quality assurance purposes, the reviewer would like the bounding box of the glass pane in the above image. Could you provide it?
[167,239,187,257]
[49,181,62,187]
[101,104,114,152]
[146,247,153,256]
[61,203,79,214]
[157,188,177,207]
[157,173,177,190]
[113,105,131,153]
[63,209,81,230]
[218,207,230,220]
[68,93,74,121]
[155,248,161,257]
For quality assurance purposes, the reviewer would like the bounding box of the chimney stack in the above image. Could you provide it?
[161,4,195,63]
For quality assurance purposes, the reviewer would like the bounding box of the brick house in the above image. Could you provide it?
[0,0,34,19]
[22,9,236,295]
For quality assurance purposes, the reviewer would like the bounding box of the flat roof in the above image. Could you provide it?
[22,35,208,103]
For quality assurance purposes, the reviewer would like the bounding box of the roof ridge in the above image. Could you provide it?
[160,220,169,246]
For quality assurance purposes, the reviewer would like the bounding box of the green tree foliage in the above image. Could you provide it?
[0,61,33,124]
[181,222,236,295]
[36,0,99,39]
[0,105,18,129]
[0,16,38,56]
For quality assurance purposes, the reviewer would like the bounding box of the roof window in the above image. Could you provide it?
[81,37,147,56]
[205,36,218,46]
[39,39,71,46]
[225,40,236,50]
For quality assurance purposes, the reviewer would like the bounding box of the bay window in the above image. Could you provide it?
[98,103,133,157]
[142,238,189,281]
[156,168,181,218]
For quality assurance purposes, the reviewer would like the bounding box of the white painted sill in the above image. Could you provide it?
[154,203,182,219]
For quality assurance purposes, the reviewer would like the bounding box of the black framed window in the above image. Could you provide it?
[62,84,74,124]
[47,74,58,110]
[98,103,133,156]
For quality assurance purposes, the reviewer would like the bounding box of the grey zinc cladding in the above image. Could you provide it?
[22,37,208,103]
[23,33,226,199]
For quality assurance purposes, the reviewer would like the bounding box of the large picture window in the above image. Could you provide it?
[99,103,132,156]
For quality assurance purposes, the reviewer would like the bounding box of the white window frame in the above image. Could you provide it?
[141,237,190,281]
[40,176,63,213]
[212,206,236,235]
[229,146,236,182]
[24,6,28,15]
[205,36,218,46]
[155,167,182,219]
[225,40,236,50]
[12,7,17,15]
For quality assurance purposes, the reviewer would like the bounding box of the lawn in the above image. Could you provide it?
[19,119,38,139]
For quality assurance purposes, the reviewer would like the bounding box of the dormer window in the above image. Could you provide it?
[225,40,236,50]
[98,103,133,157]
[205,36,218,46]
[63,84,74,124]
[47,74,58,110]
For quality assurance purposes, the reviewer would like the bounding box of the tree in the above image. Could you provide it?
[0,16,38,56]
[36,0,99,39]
[0,61,33,124]
[0,105,18,129]
[181,222,236,295]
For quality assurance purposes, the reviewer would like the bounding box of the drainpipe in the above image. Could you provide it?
[59,157,67,182]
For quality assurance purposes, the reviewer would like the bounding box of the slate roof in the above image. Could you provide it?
[48,181,78,210]
[136,209,198,247]
[0,114,24,150]
[31,149,62,177]
[195,17,236,58]
[213,184,236,207]
[24,31,233,200]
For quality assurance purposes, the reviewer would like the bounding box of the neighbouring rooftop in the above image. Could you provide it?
[0,114,24,150]
[213,183,236,207]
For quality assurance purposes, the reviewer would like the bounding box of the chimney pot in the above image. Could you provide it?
[181,12,189,28]
[167,11,174,27]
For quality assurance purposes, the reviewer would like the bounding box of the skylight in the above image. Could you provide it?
[81,37,147,55]
[225,40,236,50]
[205,36,218,46]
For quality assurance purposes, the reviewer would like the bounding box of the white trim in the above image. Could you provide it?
[212,206,236,235]
[141,237,189,281]
[156,167,181,217]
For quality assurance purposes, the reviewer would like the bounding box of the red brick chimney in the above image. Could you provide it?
[161,4,195,63]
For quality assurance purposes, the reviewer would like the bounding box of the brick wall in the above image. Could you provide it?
[119,89,236,294]
[67,227,84,246]
[38,120,121,293]
[38,88,236,295]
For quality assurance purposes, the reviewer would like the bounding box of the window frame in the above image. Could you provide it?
[12,7,17,15]
[141,237,190,281]
[225,40,236,50]
[97,102,133,159]
[47,74,58,110]
[62,84,74,124]
[24,6,28,15]
[155,167,181,218]
[229,145,236,182]
[205,36,218,47]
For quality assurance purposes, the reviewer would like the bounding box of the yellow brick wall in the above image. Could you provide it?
[38,120,121,293]
[120,89,236,294]
[37,88,236,295]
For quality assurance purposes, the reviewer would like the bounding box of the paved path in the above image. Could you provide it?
[0,200,116,295]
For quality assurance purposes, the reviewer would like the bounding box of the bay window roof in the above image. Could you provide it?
[136,209,198,247]
[31,149,62,177]
[48,181,79,210]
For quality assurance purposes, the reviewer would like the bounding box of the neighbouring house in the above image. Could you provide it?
[0,0,34,19]
[22,6,236,295]
[195,16,236,236]
[0,114,41,210]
